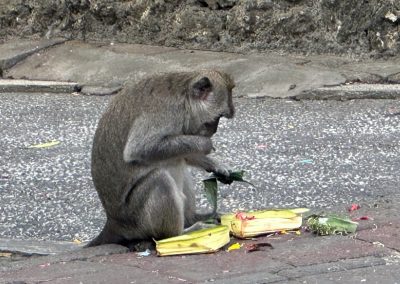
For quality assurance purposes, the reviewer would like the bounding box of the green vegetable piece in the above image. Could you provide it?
[203,178,218,212]
[307,215,358,235]
[202,170,255,212]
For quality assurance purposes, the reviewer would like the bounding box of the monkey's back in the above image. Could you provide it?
[90,75,190,218]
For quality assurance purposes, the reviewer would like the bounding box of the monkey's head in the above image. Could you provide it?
[185,70,235,137]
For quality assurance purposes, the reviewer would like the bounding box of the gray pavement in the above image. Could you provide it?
[2,93,400,243]
[1,39,400,283]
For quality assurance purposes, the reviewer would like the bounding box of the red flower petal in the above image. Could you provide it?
[348,204,360,212]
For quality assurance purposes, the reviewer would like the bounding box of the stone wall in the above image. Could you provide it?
[0,0,399,56]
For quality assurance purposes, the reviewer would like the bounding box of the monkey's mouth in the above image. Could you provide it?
[201,117,220,137]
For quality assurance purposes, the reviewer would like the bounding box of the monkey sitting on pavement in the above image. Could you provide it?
[87,69,235,248]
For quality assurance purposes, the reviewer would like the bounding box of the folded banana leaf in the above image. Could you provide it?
[221,208,309,238]
[155,225,230,256]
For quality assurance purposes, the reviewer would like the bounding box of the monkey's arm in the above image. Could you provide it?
[185,154,230,177]
[123,129,213,164]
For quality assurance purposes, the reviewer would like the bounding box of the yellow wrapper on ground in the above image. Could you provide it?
[221,208,309,238]
[155,225,230,256]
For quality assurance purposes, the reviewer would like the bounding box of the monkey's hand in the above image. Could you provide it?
[209,164,230,178]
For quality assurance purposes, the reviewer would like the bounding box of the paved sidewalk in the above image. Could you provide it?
[0,39,400,283]
[1,39,400,99]
[1,200,400,283]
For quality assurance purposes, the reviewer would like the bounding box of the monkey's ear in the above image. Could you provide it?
[192,77,212,100]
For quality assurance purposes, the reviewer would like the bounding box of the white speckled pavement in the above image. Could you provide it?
[0,39,399,283]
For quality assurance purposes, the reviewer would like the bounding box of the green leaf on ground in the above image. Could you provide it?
[307,215,358,235]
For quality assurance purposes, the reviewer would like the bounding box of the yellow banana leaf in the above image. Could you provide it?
[155,225,230,256]
[221,208,309,238]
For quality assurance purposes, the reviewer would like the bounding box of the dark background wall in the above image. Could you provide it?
[1,0,399,56]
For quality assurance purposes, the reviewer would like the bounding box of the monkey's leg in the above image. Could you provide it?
[88,170,186,248]
[124,169,186,240]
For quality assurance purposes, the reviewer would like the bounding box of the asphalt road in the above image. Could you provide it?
[1,92,400,242]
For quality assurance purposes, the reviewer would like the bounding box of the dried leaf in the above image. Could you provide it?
[28,140,60,149]
[0,252,12,258]
[73,239,82,244]
[245,242,273,253]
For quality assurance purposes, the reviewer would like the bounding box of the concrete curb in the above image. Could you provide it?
[294,84,400,100]
[0,38,66,70]
[80,85,122,96]
[0,238,82,256]
[0,79,80,93]
[2,79,400,101]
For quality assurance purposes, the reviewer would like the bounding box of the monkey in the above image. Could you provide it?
[87,69,235,248]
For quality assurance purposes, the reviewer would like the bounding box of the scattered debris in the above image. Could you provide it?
[353,216,373,221]
[0,252,12,258]
[235,212,255,221]
[245,242,273,253]
[227,243,241,252]
[299,159,313,164]
[372,241,385,247]
[256,144,268,149]
[39,263,51,268]
[27,140,60,149]
[385,11,399,23]
[73,238,82,245]
[348,203,360,212]
[137,249,151,257]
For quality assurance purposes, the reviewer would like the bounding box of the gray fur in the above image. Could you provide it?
[87,70,235,247]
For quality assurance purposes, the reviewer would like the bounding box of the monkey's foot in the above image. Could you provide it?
[127,240,155,252]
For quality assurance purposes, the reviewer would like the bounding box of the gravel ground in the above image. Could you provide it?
[1,92,399,242]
